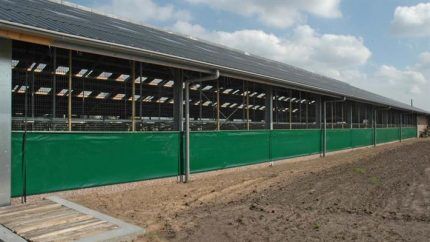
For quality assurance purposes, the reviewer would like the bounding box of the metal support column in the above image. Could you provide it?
[216,79,220,130]
[0,38,12,206]
[373,109,377,147]
[289,91,292,130]
[173,70,184,182]
[131,61,136,131]
[316,96,321,128]
[323,101,327,157]
[265,86,273,130]
[184,70,219,183]
[349,103,353,129]
[246,82,250,130]
[68,50,72,131]
[52,48,56,126]
[400,113,403,142]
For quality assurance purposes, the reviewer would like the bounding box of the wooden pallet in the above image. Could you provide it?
[0,196,144,242]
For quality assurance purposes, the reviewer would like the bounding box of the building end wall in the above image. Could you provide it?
[0,38,11,206]
[417,115,429,137]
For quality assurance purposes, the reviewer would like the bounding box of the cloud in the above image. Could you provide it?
[186,0,342,28]
[173,21,430,109]
[94,0,191,24]
[391,3,430,37]
[173,22,370,79]
[356,54,430,109]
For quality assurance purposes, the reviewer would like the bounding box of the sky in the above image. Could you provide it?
[69,0,430,110]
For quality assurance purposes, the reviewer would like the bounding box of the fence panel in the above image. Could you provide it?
[12,132,180,196]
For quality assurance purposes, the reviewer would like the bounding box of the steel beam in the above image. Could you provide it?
[0,38,11,206]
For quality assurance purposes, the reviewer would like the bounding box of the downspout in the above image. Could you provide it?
[323,97,346,157]
[184,70,220,183]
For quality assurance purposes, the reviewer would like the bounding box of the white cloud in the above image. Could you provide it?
[173,21,430,109]
[94,0,191,24]
[173,22,370,79]
[186,0,342,28]
[356,55,430,109]
[391,3,430,37]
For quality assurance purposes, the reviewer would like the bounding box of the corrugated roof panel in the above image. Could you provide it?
[0,0,427,113]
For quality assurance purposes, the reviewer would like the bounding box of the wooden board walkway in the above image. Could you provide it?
[0,196,144,242]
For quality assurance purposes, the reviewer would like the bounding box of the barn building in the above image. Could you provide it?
[0,0,429,205]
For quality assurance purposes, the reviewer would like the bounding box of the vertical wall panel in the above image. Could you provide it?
[190,131,270,173]
[351,129,373,148]
[327,129,352,152]
[376,128,400,144]
[0,38,12,206]
[12,132,180,196]
[271,129,321,160]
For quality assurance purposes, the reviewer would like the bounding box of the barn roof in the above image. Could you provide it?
[0,0,427,114]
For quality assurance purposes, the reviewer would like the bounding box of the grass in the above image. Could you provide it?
[353,167,366,175]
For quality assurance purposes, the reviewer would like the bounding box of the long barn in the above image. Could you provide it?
[0,0,429,206]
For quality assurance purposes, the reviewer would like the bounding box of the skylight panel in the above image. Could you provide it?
[116,74,130,82]
[257,93,265,98]
[27,63,36,72]
[77,91,92,98]
[156,97,169,103]
[135,77,147,83]
[221,102,230,108]
[17,86,28,94]
[202,101,212,106]
[34,63,47,73]
[164,80,174,87]
[230,103,238,108]
[12,85,19,93]
[12,60,19,69]
[57,89,69,96]
[202,85,213,91]
[223,88,233,94]
[249,92,258,97]
[35,87,51,95]
[190,84,201,90]
[143,96,154,102]
[97,72,113,80]
[75,69,88,77]
[56,66,69,75]
[112,93,125,100]
[292,108,299,113]
[96,92,110,99]
[128,95,140,101]
[149,79,163,86]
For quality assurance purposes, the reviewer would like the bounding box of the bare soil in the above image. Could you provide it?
[68,139,430,241]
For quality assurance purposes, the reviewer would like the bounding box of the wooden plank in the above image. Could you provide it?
[15,213,91,234]
[2,207,73,226]
[0,203,61,220]
[4,207,75,227]
[28,220,107,241]
[0,200,53,215]
[43,223,117,242]
[22,218,100,238]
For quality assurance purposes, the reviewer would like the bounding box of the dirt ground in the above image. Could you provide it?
[67,139,430,241]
